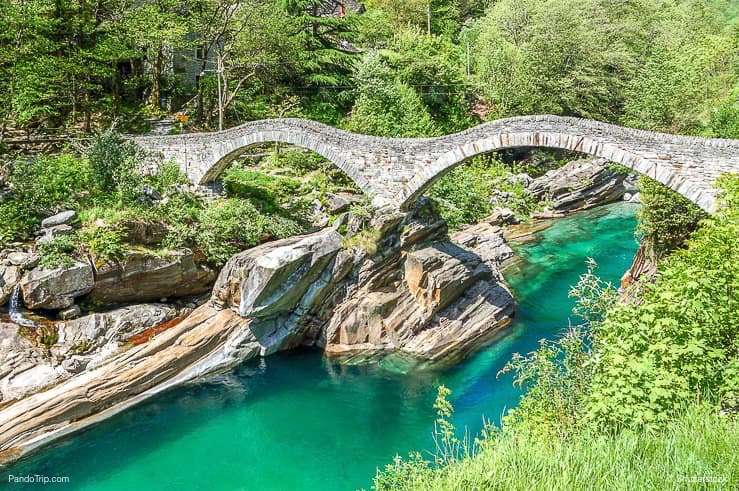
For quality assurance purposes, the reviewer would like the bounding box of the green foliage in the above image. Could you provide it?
[222,167,303,210]
[77,226,127,262]
[341,227,382,256]
[261,149,326,177]
[472,0,642,121]
[373,403,738,491]
[38,236,76,268]
[85,130,141,196]
[0,154,90,244]
[171,198,304,267]
[146,161,189,193]
[346,53,440,137]
[428,155,538,229]
[636,176,707,258]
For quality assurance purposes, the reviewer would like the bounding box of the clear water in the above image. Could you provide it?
[4,203,639,490]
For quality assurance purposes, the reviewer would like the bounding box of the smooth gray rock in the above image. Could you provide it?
[20,261,94,310]
[58,305,81,320]
[86,249,215,306]
[54,303,178,357]
[529,158,626,213]
[41,210,77,229]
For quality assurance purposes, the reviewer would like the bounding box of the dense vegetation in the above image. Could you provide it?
[373,175,739,489]
[0,1,736,486]
[0,0,735,136]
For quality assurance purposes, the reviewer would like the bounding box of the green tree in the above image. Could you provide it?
[345,53,439,137]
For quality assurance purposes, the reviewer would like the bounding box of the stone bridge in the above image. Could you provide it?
[131,115,739,212]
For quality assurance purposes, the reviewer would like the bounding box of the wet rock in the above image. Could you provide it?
[86,249,215,306]
[0,266,22,305]
[21,261,94,310]
[529,158,626,213]
[6,252,40,269]
[41,210,77,229]
[58,305,81,320]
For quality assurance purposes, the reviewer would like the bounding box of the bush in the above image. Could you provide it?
[636,176,707,257]
[0,154,90,244]
[146,161,190,193]
[189,198,304,267]
[222,167,303,211]
[38,236,77,268]
[85,130,142,194]
[429,155,538,230]
[77,226,127,262]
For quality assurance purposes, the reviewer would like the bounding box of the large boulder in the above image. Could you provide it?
[20,261,94,310]
[529,157,626,212]
[85,249,215,306]
[212,228,350,353]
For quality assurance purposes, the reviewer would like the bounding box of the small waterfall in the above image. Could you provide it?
[9,284,36,328]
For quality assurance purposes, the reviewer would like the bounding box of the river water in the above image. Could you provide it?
[5,202,639,490]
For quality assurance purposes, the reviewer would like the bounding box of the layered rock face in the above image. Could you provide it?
[0,203,516,463]
[529,158,627,213]
[0,304,178,403]
[86,249,215,306]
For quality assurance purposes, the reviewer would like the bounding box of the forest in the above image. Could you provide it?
[0,0,736,139]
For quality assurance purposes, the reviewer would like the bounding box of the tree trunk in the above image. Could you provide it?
[112,62,120,117]
[152,47,163,110]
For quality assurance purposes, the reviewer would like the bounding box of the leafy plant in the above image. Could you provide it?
[38,236,77,268]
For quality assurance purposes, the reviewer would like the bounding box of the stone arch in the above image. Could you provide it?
[197,131,372,195]
[401,131,700,210]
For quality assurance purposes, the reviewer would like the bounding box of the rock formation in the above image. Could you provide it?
[529,158,627,213]
[0,201,516,463]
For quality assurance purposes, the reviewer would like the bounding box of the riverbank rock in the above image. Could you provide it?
[0,266,22,305]
[20,261,94,310]
[0,303,179,404]
[85,249,215,306]
[529,158,626,213]
[212,228,351,354]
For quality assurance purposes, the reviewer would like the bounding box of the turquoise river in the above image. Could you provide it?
[4,202,639,490]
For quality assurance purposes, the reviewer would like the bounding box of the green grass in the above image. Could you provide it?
[374,404,737,491]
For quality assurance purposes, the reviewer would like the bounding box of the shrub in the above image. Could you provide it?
[193,198,303,267]
[222,167,303,211]
[77,226,127,262]
[636,176,707,257]
[146,161,190,192]
[38,236,77,268]
[0,154,90,244]
[85,130,142,203]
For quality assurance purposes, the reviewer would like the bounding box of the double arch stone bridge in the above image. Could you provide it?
[132,115,739,212]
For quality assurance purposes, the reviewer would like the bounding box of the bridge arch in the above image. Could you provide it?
[131,115,739,213]
[401,131,672,209]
